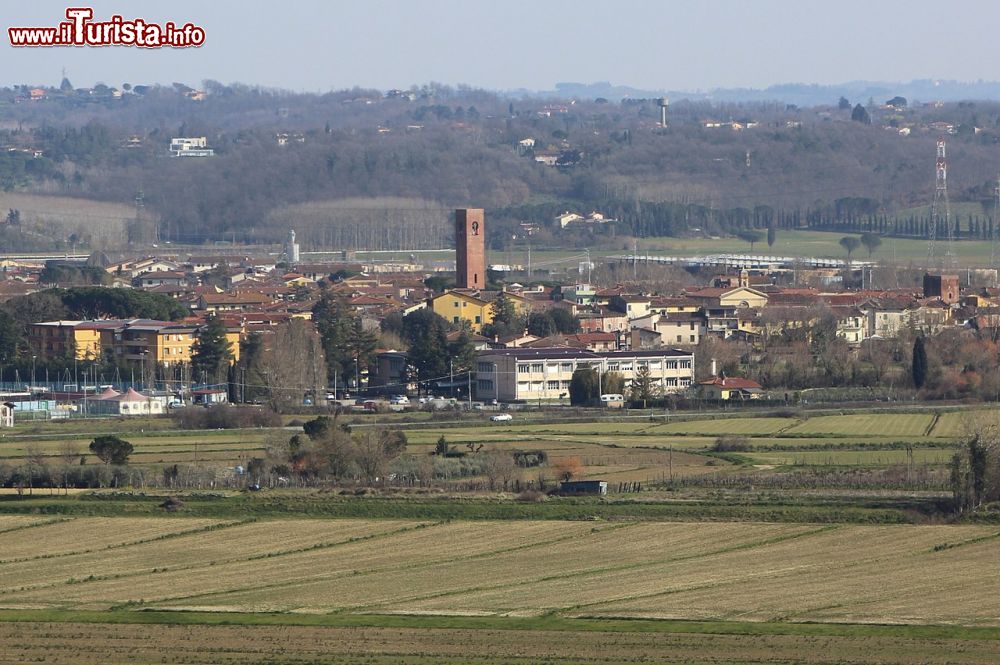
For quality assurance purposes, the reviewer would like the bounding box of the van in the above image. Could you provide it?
[599,394,625,408]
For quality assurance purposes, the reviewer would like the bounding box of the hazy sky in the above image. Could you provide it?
[4,0,1000,92]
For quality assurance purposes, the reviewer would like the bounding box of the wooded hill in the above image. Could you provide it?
[3,81,1000,250]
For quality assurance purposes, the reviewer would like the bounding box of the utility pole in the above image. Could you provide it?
[992,175,1000,280]
[493,363,499,403]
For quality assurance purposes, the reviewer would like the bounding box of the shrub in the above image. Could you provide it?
[516,489,547,502]
[159,496,185,512]
[173,405,281,429]
[711,435,752,452]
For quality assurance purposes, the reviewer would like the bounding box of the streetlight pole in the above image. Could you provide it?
[450,358,454,398]
[493,362,499,404]
[31,355,36,393]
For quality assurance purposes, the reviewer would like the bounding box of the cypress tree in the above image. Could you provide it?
[912,337,928,389]
[191,315,233,385]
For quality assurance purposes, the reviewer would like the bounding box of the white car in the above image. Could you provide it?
[490,413,513,422]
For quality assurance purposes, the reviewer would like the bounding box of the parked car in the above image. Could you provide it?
[490,413,513,422]
[389,395,410,405]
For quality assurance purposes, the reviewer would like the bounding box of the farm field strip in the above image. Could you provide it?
[783,414,936,437]
[0,436,268,459]
[929,412,975,438]
[0,515,69,534]
[157,523,814,613]
[0,519,417,599]
[746,448,957,466]
[392,525,997,624]
[585,536,1000,626]
[0,517,224,563]
[5,619,999,665]
[7,517,995,627]
[649,417,798,435]
[8,521,595,608]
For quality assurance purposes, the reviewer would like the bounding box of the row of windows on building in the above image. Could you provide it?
[476,377,692,392]
[476,360,692,373]
[484,359,693,374]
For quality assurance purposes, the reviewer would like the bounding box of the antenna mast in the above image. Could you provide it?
[926,139,954,267]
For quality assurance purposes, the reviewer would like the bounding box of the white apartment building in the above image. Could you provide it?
[475,347,694,402]
[169,137,214,157]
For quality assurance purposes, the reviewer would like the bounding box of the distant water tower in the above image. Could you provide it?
[657,97,669,127]
[285,229,300,264]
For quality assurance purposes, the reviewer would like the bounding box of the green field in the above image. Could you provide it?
[359,228,1000,269]
[406,410,973,476]
[747,448,956,467]
[629,229,1000,266]
[782,414,936,437]
[0,410,981,487]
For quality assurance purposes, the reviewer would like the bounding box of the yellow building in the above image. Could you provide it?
[28,321,104,360]
[29,320,242,366]
[430,290,531,333]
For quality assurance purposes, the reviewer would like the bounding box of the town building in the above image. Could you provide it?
[697,375,764,400]
[28,319,241,366]
[430,289,531,333]
[630,312,707,348]
[923,273,960,305]
[475,347,694,402]
[169,137,214,157]
[368,350,408,394]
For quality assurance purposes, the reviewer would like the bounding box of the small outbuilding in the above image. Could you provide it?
[89,387,164,416]
[0,402,14,427]
[559,480,608,496]
[697,374,763,401]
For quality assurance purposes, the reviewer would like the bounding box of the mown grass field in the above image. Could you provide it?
[625,228,1000,265]
[367,227,1000,269]
[0,516,995,629]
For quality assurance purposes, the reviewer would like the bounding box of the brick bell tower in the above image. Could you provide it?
[455,208,485,289]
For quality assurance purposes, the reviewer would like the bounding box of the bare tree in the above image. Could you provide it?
[953,415,1000,512]
[355,429,407,485]
[58,441,80,494]
[23,443,47,495]
[481,448,517,491]
[259,320,327,410]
